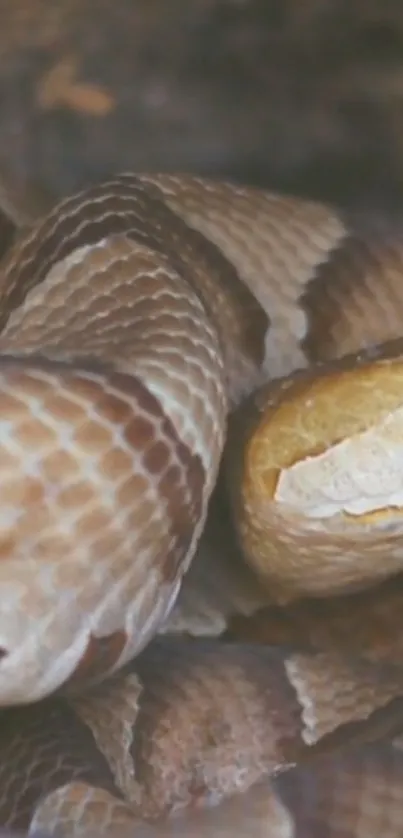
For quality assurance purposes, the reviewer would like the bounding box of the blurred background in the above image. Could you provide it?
[2,0,403,218]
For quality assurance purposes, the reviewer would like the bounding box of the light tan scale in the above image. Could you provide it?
[1,173,403,837]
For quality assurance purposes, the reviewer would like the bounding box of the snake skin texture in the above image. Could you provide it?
[1,174,403,835]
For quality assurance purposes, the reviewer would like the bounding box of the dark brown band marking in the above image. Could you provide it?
[1,175,269,370]
[0,355,206,687]
[301,216,403,362]
[112,371,206,586]
[61,631,128,693]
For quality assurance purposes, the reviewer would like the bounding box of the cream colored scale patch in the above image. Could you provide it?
[275,407,403,519]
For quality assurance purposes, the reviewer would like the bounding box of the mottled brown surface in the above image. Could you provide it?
[3,638,403,834]
[228,573,403,665]
[0,213,15,261]
[3,1,403,211]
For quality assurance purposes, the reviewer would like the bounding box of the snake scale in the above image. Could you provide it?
[1,173,403,836]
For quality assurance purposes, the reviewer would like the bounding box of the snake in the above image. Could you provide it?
[1,173,403,836]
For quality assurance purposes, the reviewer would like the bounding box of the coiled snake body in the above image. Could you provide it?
[1,174,403,835]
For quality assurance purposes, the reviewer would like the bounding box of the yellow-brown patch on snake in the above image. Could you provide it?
[228,340,403,602]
